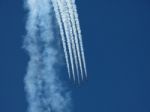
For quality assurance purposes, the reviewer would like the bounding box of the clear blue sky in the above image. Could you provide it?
[0,0,150,112]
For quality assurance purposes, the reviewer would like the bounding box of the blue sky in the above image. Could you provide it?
[0,0,150,112]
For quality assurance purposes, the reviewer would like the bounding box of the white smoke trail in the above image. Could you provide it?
[70,0,88,78]
[51,0,71,78]
[62,0,80,83]
[56,0,76,81]
[64,0,84,81]
[24,0,72,112]
[24,0,87,110]
[53,0,87,81]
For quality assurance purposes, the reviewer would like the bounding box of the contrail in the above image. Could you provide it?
[51,0,71,78]
[62,0,80,83]
[24,0,87,111]
[54,0,87,82]
[56,0,76,81]
[65,0,84,81]
[70,0,88,78]
[24,0,71,112]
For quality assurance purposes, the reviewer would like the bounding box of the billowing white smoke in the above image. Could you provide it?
[24,0,87,112]
[24,0,71,112]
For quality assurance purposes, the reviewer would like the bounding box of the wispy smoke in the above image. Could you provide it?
[24,0,87,112]
[24,0,72,112]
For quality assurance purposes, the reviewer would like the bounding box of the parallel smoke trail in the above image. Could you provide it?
[56,0,76,81]
[24,0,87,112]
[63,0,80,82]
[24,0,71,112]
[51,0,71,78]
[65,0,84,80]
[70,0,87,77]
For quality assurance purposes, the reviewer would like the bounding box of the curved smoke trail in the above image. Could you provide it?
[51,0,71,79]
[70,0,87,78]
[55,0,87,81]
[65,0,84,81]
[24,0,87,112]
[56,0,76,81]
